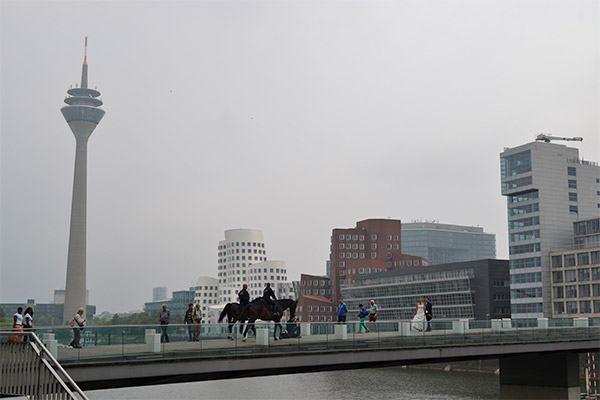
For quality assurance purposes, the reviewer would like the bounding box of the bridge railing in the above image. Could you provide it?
[0,331,88,399]
[0,318,597,365]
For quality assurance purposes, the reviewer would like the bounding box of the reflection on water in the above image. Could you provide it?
[88,366,500,400]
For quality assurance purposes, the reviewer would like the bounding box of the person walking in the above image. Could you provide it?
[11,307,24,343]
[368,299,379,333]
[238,284,250,307]
[412,298,426,331]
[263,282,278,316]
[337,298,348,324]
[357,304,369,333]
[192,303,202,341]
[184,303,194,341]
[22,307,34,343]
[70,308,86,348]
[159,304,170,343]
[425,297,433,332]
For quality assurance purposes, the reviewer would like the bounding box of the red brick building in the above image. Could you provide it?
[328,219,426,298]
[297,219,426,322]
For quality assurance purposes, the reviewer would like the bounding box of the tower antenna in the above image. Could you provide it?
[84,36,88,65]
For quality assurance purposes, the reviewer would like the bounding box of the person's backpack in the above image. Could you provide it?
[69,318,75,327]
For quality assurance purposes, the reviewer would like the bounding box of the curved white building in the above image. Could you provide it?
[217,229,293,304]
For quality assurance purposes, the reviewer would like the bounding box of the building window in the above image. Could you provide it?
[551,256,563,268]
[569,192,578,202]
[565,285,577,298]
[371,234,377,240]
[580,300,591,313]
[352,235,358,240]
[578,268,590,281]
[564,254,576,267]
[339,234,344,240]
[554,302,564,314]
[577,252,590,266]
[570,205,579,214]
[360,253,365,259]
[371,252,377,259]
[553,286,564,298]
[501,150,531,178]
[359,235,365,241]
[567,166,577,176]
[386,235,392,241]
[579,284,591,297]
[393,235,399,241]
[346,234,351,240]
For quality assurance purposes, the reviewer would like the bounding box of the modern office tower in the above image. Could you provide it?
[152,287,168,302]
[550,218,600,318]
[401,222,496,265]
[327,219,426,301]
[500,140,599,319]
[341,259,510,321]
[217,229,290,304]
[60,37,106,321]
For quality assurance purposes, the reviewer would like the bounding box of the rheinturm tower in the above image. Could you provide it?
[61,37,105,321]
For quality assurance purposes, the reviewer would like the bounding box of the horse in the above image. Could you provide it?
[241,298,297,342]
[218,302,246,340]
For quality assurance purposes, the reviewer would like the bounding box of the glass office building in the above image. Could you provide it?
[500,141,599,319]
[401,222,496,265]
[340,259,510,321]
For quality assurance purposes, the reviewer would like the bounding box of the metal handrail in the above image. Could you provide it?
[0,331,89,400]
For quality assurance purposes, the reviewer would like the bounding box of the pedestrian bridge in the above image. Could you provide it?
[2,318,598,399]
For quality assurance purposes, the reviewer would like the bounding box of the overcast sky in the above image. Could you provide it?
[1,1,598,313]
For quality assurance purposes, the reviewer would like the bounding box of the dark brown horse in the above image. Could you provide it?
[218,303,246,340]
[241,298,297,341]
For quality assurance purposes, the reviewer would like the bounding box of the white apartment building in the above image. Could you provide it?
[217,229,294,304]
[500,140,600,319]
[194,276,219,323]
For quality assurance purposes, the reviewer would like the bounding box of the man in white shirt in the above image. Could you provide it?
[70,308,86,348]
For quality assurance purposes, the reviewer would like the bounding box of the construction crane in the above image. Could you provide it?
[535,133,583,143]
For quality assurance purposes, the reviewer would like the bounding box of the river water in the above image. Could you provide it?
[87,367,500,400]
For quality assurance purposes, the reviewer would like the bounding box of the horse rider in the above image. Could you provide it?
[238,284,250,307]
[263,282,279,316]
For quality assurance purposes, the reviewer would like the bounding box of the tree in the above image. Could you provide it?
[0,306,5,323]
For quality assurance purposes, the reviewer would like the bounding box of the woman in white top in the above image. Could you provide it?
[412,298,426,332]
[22,307,34,343]
[12,307,24,343]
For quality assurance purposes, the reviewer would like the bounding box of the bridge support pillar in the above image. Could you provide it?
[42,333,58,359]
[300,323,311,336]
[537,317,548,329]
[256,328,269,346]
[335,324,347,340]
[499,351,579,399]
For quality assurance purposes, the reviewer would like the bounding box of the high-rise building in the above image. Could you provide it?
[152,287,168,302]
[327,219,426,301]
[61,37,105,322]
[500,140,599,319]
[194,277,219,323]
[401,222,496,265]
[217,229,293,304]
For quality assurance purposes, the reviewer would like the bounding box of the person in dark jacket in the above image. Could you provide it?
[238,284,250,307]
[263,282,278,315]
[425,297,433,332]
[159,304,170,343]
[184,303,194,341]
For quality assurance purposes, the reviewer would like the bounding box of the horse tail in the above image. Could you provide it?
[218,303,231,323]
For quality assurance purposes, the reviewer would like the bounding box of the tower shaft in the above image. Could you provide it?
[63,136,89,321]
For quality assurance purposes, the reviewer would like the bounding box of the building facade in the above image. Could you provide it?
[194,277,219,323]
[401,222,496,265]
[340,259,510,321]
[217,229,293,304]
[297,274,335,322]
[327,219,426,302]
[551,218,600,318]
[500,141,600,319]
[152,287,168,302]
[144,288,195,319]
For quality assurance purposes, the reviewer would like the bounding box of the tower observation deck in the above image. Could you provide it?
[61,37,105,322]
